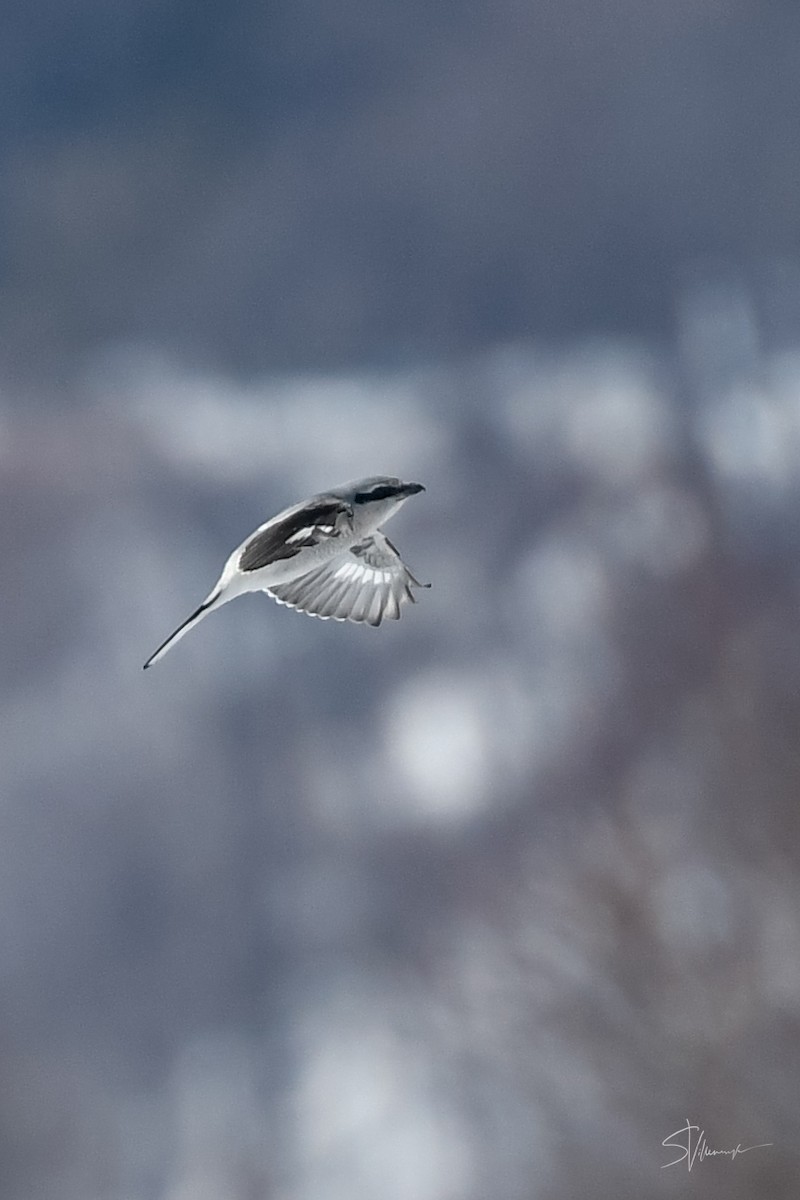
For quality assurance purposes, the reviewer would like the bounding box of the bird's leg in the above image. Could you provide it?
[334,502,354,534]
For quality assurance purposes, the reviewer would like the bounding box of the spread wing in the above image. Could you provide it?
[266,532,429,625]
[238,500,351,572]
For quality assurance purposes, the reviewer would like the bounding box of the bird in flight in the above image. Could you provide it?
[143,477,427,668]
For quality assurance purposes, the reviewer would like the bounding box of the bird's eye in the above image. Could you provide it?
[355,485,396,503]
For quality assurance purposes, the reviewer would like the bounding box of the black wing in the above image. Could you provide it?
[239,500,350,572]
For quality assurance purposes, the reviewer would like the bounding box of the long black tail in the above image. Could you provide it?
[143,593,219,669]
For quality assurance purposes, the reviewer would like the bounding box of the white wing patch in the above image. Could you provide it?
[266,532,428,625]
[286,523,336,544]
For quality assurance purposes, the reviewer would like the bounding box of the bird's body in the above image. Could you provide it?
[144,476,427,668]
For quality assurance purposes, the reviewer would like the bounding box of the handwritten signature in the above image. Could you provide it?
[662,1120,773,1170]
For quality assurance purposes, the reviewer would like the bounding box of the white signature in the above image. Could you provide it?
[662,1120,773,1170]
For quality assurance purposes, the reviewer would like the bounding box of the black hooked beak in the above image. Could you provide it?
[402,481,425,496]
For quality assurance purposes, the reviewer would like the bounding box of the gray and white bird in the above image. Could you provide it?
[143,476,427,668]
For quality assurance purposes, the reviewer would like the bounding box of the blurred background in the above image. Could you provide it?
[2,1,800,1196]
